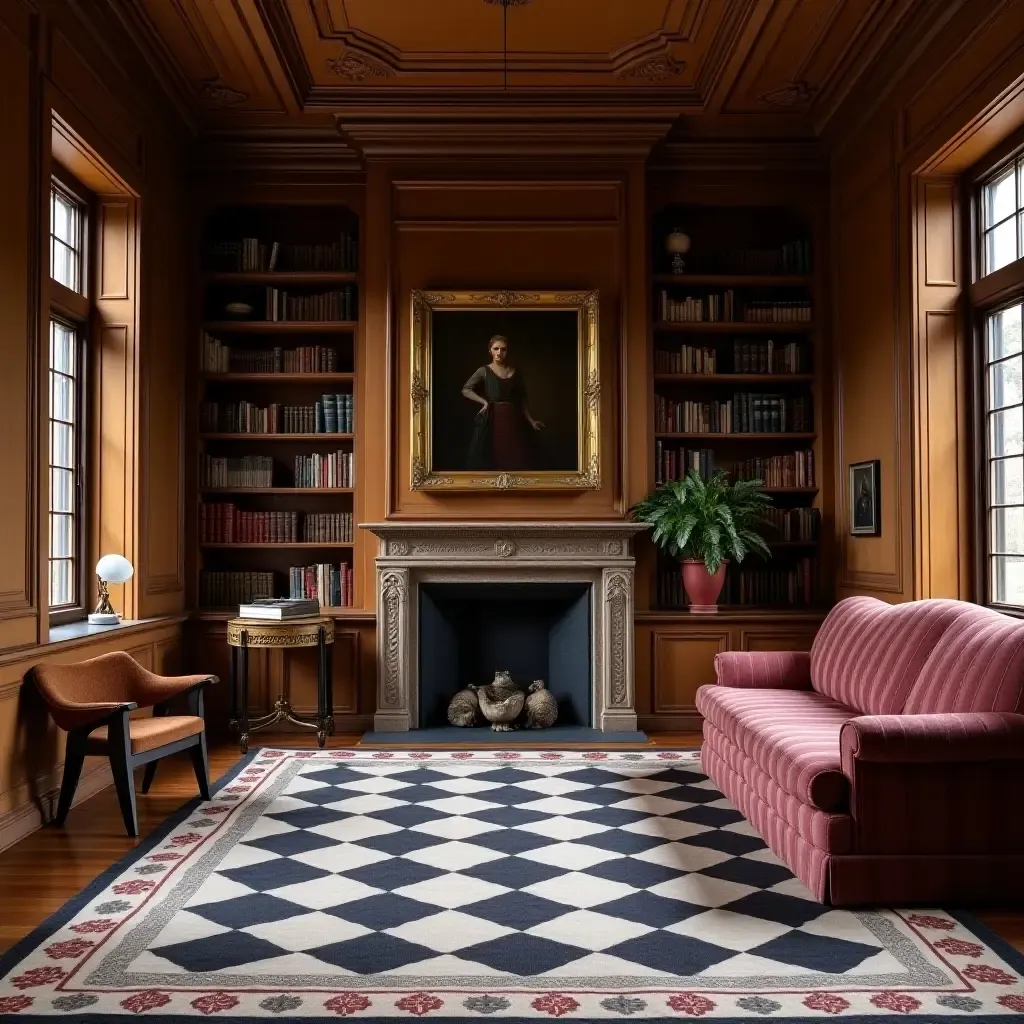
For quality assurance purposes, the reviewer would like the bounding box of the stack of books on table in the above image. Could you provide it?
[237,598,320,620]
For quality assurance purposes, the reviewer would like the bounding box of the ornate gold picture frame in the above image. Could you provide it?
[410,290,600,491]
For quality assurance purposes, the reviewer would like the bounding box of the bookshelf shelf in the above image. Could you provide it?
[203,321,358,334]
[655,432,816,440]
[653,273,813,287]
[206,272,358,285]
[200,543,355,550]
[761,487,819,495]
[202,372,355,383]
[200,433,354,441]
[197,204,361,612]
[654,373,814,384]
[199,487,355,495]
[654,322,815,334]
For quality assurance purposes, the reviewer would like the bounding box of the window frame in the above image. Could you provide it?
[47,170,91,626]
[970,135,1024,614]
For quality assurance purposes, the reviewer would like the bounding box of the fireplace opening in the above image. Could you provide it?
[419,582,591,729]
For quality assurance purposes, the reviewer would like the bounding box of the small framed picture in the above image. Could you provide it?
[849,460,881,536]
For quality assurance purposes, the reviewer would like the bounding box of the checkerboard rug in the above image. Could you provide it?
[1,750,1023,1021]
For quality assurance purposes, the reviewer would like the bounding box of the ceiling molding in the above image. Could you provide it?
[649,137,828,172]
[253,0,313,106]
[325,49,394,82]
[191,127,364,181]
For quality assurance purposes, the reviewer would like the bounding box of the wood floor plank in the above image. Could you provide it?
[0,732,1019,957]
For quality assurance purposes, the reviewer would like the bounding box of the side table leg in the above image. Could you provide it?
[326,634,335,736]
[240,630,250,755]
[316,626,328,748]
[228,644,238,734]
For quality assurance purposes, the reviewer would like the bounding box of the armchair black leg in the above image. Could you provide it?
[108,711,139,837]
[55,729,87,826]
[141,761,159,794]
[190,734,211,801]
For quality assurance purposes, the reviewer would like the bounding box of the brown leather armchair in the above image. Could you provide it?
[29,652,217,836]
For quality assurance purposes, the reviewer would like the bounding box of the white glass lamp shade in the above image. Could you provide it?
[665,230,691,256]
[96,554,134,584]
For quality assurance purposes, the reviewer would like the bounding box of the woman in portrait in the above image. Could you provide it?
[462,334,543,470]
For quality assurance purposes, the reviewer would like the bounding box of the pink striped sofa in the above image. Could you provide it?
[695,597,1024,906]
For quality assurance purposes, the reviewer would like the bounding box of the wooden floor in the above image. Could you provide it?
[0,732,1020,958]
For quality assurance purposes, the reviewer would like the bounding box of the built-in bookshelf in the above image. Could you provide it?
[652,205,821,611]
[196,205,360,615]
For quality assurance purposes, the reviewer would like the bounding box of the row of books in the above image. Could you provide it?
[734,341,805,374]
[734,451,815,489]
[206,235,358,273]
[658,290,736,323]
[202,335,341,374]
[199,508,354,545]
[654,444,715,486]
[654,394,813,434]
[264,286,356,323]
[289,563,354,608]
[201,455,274,489]
[657,557,818,608]
[201,395,355,434]
[652,445,815,489]
[763,507,821,542]
[200,571,274,607]
[742,301,812,323]
[200,568,354,608]
[654,345,718,375]
[668,241,812,276]
[200,507,301,545]
[294,452,355,489]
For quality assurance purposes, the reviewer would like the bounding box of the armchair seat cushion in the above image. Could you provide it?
[697,685,856,812]
[86,715,205,755]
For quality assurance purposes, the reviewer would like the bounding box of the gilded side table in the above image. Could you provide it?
[227,616,334,752]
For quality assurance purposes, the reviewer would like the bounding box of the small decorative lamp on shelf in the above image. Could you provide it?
[88,554,134,625]
[665,228,691,275]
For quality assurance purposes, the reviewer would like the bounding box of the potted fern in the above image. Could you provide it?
[629,470,773,612]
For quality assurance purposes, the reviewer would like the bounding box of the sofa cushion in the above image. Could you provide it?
[905,605,1024,713]
[703,723,853,853]
[696,685,856,811]
[810,597,970,715]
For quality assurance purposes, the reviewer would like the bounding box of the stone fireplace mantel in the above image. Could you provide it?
[361,522,647,732]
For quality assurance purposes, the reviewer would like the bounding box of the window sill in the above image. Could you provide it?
[48,617,165,645]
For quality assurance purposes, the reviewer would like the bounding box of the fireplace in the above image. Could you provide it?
[419,582,591,728]
[361,522,645,732]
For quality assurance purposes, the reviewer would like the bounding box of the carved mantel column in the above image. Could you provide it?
[375,567,411,731]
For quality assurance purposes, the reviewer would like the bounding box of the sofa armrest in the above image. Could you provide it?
[841,713,1024,856]
[840,712,1024,773]
[714,650,812,690]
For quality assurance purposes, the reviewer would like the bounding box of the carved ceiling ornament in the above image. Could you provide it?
[759,80,818,108]
[616,55,685,83]
[198,78,248,107]
[325,49,392,82]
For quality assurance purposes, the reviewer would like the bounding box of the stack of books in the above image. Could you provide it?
[238,598,320,620]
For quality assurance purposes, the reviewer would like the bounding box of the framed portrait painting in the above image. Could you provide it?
[409,289,601,491]
[849,459,881,536]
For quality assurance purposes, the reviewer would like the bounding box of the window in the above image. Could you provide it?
[47,177,89,622]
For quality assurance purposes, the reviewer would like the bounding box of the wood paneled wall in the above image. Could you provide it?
[830,0,1024,603]
[0,0,190,842]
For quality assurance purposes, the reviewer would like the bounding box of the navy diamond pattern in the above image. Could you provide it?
[143,753,891,983]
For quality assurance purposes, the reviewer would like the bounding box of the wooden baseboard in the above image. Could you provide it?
[0,762,114,853]
[639,714,705,733]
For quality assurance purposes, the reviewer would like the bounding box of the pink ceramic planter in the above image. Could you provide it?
[682,559,727,612]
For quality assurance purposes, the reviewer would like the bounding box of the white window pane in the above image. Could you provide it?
[50,513,74,558]
[52,192,72,244]
[51,467,74,513]
[984,167,1017,228]
[989,356,1023,409]
[992,555,1024,605]
[989,305,1022,360]
[51,239,77,290]
[990,406,1023,457]
[50,372,74,423]
[993,506,1024,554]
[985,219,1018,274]
[50,559,73,608]
[992,457,1024,506]
[50,421,74,469]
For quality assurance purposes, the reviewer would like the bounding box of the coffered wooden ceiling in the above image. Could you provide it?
[114,0,925,153]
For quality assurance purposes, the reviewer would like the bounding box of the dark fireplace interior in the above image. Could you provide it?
[419,582,591,729]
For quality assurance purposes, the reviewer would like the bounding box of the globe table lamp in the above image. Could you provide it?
[666,228,691,274]
[88,554,134,625]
